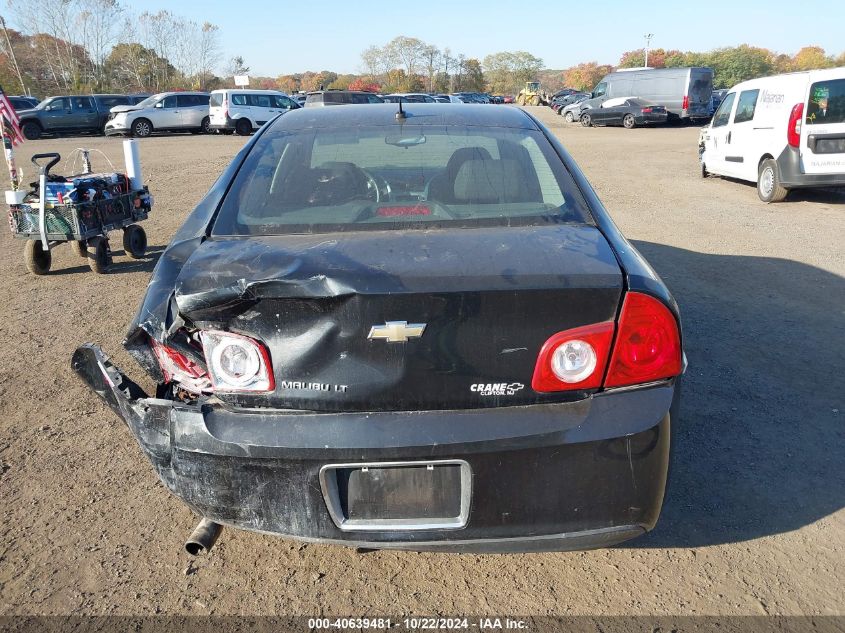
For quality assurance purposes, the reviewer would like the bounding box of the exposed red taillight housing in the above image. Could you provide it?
[787,102,804,148]
[682,95,689,110]
[532,292,682,392]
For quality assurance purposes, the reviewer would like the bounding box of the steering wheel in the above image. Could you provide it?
[356,167,391,203]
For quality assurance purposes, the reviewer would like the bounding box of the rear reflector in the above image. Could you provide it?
[532,322,615,392]
[604,292,682,388]
[377,205,432,217]
[787,102,804,148]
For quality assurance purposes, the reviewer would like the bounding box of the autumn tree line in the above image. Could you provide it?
[0,0,224,96]
[0,12,842,100]
[552,45,845,93]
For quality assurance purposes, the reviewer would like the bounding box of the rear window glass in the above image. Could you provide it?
[806,79,845,125]
[734,89,759,124]
[212,124,593,236]
[98,96,127,108]
[209,93,223,107]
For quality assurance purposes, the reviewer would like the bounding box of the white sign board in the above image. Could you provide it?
[234,74,250,87]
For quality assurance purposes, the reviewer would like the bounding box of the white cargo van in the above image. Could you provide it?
[699,68,845,202]
[209,89,299,136]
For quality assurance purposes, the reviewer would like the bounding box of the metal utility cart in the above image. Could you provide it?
[8,151,153,275]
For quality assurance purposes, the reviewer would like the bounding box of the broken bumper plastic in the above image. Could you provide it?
[72,343,679,553]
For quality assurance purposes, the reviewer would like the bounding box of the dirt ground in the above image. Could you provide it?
[0,107,842,617]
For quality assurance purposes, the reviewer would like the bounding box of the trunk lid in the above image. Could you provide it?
[174,224,623,411]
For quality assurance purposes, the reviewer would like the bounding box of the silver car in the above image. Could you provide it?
[105,92,210,137]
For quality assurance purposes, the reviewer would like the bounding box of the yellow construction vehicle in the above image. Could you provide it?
[515,81,549,106]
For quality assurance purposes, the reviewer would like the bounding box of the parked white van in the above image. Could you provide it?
[209,89,300,135]
[699,68,845,202]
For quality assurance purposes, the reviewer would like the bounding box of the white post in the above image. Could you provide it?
[644,33,654,68]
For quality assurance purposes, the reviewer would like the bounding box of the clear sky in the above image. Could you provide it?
[60,0,845,76]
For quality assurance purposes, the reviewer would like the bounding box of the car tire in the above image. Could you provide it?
[580,113,592,127]
[757,158,788,203]
[122,224,147,259]
[71,240,87,257]
[564,111,575,123]
[235,118,252,136]
[132,118,153,138]
[21,121,42,140]
[623,114,636,129]
[24,239,51,275]
[87,236,111,274]
[200,116,211,134]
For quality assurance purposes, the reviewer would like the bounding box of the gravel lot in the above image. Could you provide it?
[0,107,842,617]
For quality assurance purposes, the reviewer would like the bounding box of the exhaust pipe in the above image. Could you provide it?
[185,518,222,556]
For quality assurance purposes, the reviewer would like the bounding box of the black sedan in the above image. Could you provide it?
[581,98,668,128]
[73,104,683,554]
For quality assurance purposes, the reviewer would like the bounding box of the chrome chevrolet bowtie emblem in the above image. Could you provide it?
[367,321,426,343]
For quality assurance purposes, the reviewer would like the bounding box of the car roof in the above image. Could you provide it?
[270,103,539,130]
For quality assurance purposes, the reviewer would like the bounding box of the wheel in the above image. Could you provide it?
[71,240,87,257]
[122,224,147,259]
[564,111,575,123]
[623,113,636,129]
[87,236,111,274]
[21,121,42,140]
[235,118,252,136]
[131,118,152,138]
[757,158,788,203]
[530,95,540,106]
[24,240,51,275]
[200,116,211,134]
[516,95,525,106]
[580,113,592,127]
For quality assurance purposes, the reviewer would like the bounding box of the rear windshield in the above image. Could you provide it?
[209,93,223,107]
[806,79,845,125]
[212,124,593,235]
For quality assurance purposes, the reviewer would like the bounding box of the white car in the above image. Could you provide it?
[105,92,210,137]
[209,89,300,136]
[700,67,845,202]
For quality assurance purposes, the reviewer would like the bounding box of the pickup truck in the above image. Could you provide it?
[18,94,131,140]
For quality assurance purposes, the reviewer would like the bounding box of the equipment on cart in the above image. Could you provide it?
[7,140,153,275]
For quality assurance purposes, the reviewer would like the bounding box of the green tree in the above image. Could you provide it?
[710,45,773,88]
[482,51,543,94]
[792,46,833,71]
[104,42,176,91]
[460,58,484,92]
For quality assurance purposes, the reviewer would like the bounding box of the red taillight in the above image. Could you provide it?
[682,95,689,110]
[604,292,682,388]
[532,292,682,393]
[787,102,804,148]
[151,339,211,393]
[641,107,653,114]
[532,322,615,392]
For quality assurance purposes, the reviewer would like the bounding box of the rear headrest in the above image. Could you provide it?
[453,159,526,203]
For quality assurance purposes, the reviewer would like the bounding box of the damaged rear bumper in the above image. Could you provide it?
[72,344,679,553]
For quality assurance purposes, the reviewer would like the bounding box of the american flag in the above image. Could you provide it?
[0,86,24,146]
